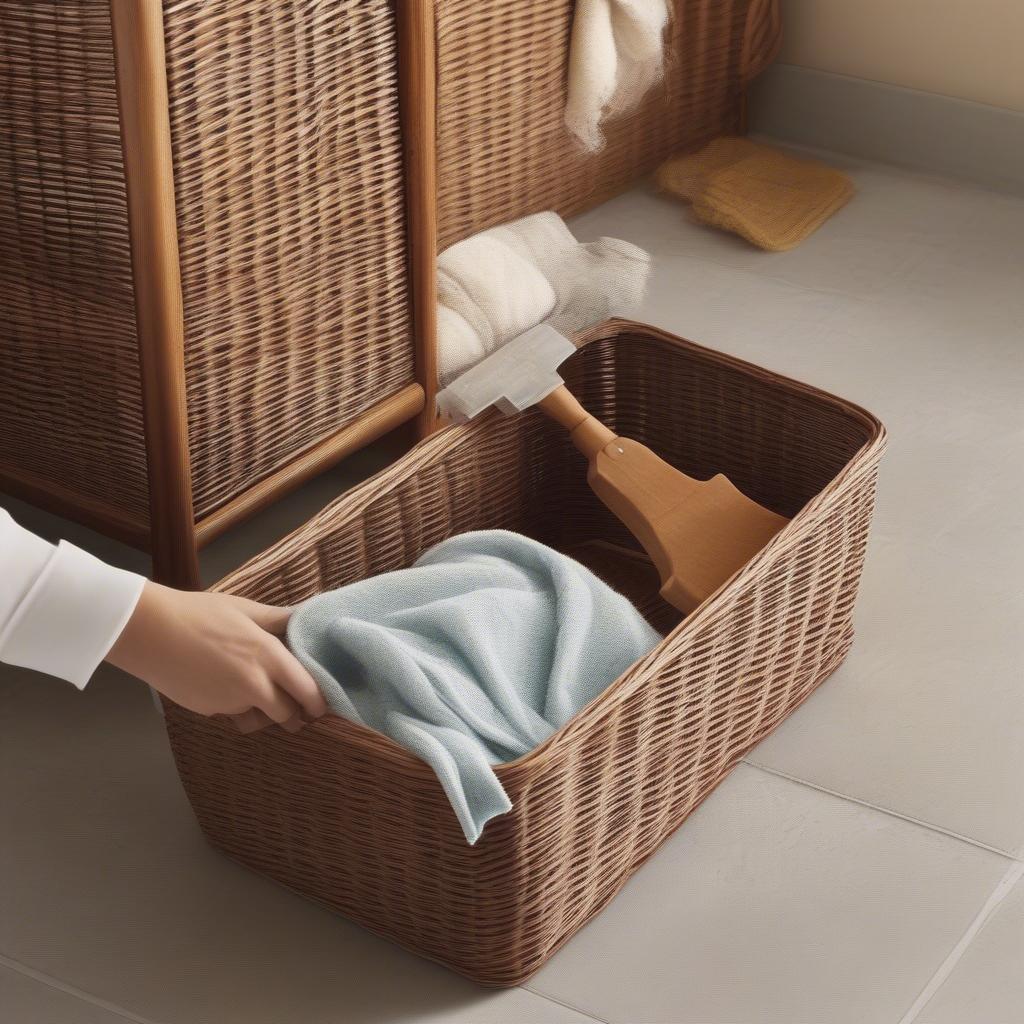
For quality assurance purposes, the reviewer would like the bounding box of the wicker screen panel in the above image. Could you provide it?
[162,0,416,520]
[435,0,781,248]
[0,1,150,526]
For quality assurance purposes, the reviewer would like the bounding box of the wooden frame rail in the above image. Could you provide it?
[68,0,440,588]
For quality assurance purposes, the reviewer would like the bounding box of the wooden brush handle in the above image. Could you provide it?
[539,383,788,614]
[539,385,616,459]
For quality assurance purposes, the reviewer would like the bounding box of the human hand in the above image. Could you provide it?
[106,582,327,733]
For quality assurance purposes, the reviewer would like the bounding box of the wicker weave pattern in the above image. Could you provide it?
[435,0,782,247]
[164,322,885,985]
[162,0,416,519]
[0,1,149,524]
[0,1,417,538]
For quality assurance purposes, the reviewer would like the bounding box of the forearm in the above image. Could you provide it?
[0,509,144,687]
[1,508,325,732]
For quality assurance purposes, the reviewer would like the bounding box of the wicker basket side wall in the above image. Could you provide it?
[435,0,781,246]
[201,411,558,608]
[0,1,150,528]
[487,458,881,984]
[161,0,417,520]
[164,325,884,986]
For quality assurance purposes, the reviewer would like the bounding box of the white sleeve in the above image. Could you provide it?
[0,508,146,689]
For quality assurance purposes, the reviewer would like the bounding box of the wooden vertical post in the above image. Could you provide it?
[397,0,439,438]
[109,0,199,588]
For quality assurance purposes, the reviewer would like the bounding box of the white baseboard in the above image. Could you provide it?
[750,64,1024,195]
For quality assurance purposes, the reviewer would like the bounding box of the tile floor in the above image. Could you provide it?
[2,146,1022,1023]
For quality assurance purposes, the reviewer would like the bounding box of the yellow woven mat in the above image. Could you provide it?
[656,137,854,251]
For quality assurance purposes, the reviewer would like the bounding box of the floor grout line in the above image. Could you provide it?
[0,953,165,1024]
[521,983,612,1023]
[743,760,1021,861]
[897,860,1024,1024]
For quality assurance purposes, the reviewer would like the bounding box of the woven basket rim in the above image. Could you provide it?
[213,319,887,783]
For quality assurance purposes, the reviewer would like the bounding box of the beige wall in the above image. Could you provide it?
[779,0,1024,113]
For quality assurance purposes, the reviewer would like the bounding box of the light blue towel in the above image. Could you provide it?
[288,530,661,843]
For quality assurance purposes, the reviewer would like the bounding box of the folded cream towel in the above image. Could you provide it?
[565,0,671,152]
[437,211,650,385]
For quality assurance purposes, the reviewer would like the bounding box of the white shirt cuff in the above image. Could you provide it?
[0,540,145,689]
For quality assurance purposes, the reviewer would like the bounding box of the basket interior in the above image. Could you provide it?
[221,325,877,639]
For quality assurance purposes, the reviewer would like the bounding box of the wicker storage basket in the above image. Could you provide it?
[0,1,435,585]
[164,320,886,986]
[435,0,783,246]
